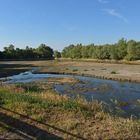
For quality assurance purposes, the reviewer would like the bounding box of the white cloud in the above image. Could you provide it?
[103,9,128,23]
[98,0,109,4]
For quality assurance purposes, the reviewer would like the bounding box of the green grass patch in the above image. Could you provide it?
[111,71,117,74]
[72,69,78,72]
[15,83,43,93]
[0,85,101,118]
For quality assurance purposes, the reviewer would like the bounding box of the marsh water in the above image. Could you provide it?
[1,70,140,118]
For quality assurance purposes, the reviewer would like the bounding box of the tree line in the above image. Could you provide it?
[0,44,54,60]
[61,38,140,61]
[0,38,140,61]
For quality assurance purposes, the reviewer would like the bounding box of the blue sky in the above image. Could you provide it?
[0,0,140,51]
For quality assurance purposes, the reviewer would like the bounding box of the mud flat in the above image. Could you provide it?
[0,60,140,82]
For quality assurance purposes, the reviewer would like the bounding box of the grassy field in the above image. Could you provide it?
[0,82,140,139]
[0,59,140,82]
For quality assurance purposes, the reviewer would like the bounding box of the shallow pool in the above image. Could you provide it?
[1,70,140,118]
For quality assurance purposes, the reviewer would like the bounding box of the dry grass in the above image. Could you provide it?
[0,84,140,139]
[47,77,80,84]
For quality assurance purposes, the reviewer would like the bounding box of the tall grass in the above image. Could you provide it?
[0,84,102,118]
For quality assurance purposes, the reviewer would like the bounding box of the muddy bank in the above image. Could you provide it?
[0,60,140,82]
[33,60,140,83]
[34,71,140,83]
[0,62,34,78]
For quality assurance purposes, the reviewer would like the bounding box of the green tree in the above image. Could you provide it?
[3,44,16,59]
[117,38,127,59]
[61,44,75,58]
[125,40,136,60]
[54,50,61,58]
[95,46,110,59]
[0,51,3,59]
[37,44,53,59]
[109,45,119,60]
[71,44,82,59]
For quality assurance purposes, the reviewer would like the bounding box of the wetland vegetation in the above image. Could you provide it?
[0,80,140,139]
[0,60,140,139]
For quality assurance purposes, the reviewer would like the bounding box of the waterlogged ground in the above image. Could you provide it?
[1,70,140,118]
[0,60,140,82]
[55,76,140,118]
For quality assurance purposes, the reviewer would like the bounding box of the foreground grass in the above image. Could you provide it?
[0,84,140,139]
